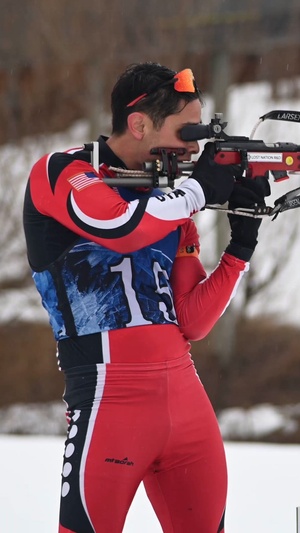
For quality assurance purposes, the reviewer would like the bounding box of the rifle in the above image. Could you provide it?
[87,110,300,219]
[180,109,300,219]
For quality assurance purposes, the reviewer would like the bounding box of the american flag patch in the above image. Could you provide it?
[68,171,100,191]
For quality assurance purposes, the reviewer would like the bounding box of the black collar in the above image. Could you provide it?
[96,135,127,169]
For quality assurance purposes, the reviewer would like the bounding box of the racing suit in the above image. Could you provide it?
[23,136,248,533]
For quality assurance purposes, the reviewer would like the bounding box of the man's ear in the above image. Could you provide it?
[127,112,146,140]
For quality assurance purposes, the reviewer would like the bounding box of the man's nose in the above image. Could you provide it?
[187,140,200,155]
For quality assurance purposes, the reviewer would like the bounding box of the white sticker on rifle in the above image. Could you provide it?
[247,152,283,162]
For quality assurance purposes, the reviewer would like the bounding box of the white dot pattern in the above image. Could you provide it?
[65,442,75,458]
[61,410,81,498]
[63,462,72,477]
[69,425,78,439]
[62,482,70,497]
[73,410,81,422]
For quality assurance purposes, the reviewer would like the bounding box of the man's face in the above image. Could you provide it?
[144,98,202,161]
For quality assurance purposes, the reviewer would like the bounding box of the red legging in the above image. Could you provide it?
[59,354,227,533]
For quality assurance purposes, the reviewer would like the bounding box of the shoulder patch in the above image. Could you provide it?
[176,244,198,258]
[68,171,100,191]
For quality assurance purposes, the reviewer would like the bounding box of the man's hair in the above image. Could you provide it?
[111,62,203,134]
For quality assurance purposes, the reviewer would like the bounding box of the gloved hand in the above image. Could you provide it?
[225,176,271,261]
[190,142,240,205]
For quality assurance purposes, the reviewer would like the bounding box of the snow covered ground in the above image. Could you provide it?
[1,435,299,533]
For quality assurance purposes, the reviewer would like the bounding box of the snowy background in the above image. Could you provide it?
[1,436,299,533]
[2,80,300,531]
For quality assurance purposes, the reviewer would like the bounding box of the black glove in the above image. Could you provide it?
[190,143,240,205]
[225,177,271,261]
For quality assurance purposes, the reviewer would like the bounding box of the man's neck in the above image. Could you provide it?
[106,134,144,170]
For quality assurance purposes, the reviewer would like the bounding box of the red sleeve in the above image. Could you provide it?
[29,152,205,254]
[171,219,249,340]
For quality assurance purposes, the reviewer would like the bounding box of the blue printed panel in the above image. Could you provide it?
[62,242,131,334]
[33,229,180,340]
[33,270,66,339]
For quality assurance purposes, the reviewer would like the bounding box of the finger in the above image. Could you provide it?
[230,184,262,204]
[203,142,216,158]
[254,176,271,197]
[241,177,270,198]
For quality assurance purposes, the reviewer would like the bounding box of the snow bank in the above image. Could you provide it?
[1,400,300,442]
